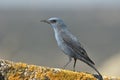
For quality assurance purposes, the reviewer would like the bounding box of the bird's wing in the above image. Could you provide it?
[61,31,95,65]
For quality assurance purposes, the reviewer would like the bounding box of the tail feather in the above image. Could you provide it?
[77,56,103,80]
[87,57,95,65]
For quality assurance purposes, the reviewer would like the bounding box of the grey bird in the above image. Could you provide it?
[41,17,103,80]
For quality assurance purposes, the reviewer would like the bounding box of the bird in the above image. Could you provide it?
[41,17,103,80]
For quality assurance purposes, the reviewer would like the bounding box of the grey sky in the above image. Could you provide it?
[0,0,120,9]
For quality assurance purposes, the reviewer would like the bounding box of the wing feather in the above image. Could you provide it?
[61,31,95,65]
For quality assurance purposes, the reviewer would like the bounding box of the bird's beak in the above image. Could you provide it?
[40,20,50,24]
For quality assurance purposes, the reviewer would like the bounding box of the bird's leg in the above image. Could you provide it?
[73,58,77,71]
[62,57,72,69]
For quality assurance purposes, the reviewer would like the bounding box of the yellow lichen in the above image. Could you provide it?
[45,69,96,80]
[28,65,37,71]
[0,60,97,80]
[14,63,27,69]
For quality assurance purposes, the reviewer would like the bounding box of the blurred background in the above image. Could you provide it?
[0,0,120,77]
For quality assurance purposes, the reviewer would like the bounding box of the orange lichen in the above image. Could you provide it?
[45,69,96,80]
[2,61,97,80]
[28,65,37,71]
[2,59,120,80]
[13,63,27,69]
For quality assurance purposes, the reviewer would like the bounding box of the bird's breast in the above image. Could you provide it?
[54,32,64,47]
[54,32,66,50]
[54,32,74,57]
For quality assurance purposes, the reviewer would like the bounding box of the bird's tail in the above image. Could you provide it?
[86,62,103,80]
[78,57,103,80]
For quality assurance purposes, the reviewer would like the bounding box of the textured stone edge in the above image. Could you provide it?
[0,59,119,80]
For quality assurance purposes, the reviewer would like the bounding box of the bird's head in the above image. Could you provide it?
[41,17,66,28]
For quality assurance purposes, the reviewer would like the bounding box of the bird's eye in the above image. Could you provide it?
[51,20,56,23]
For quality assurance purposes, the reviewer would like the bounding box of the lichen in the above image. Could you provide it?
[5,62,96,80]
[0,59,119,80]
